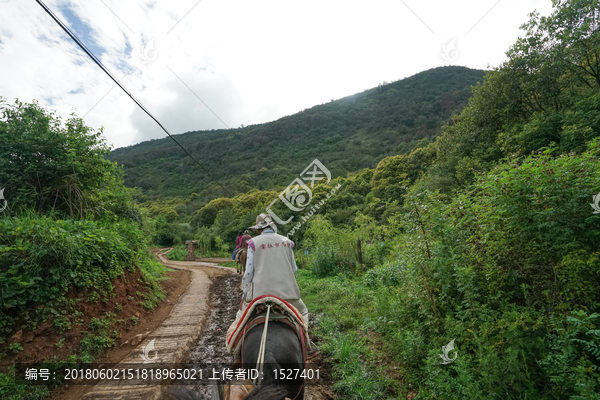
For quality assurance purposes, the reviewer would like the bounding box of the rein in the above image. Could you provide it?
[239,306,306,400]
[254,303,271,385]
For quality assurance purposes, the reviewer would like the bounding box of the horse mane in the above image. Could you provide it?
[243,386,287,400]
[162,383,287,400]
[162,386,200,400]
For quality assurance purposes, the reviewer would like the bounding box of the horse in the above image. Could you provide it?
[235,248,247,275]
[163,321,303,400]
[165,304,305,400]
[238,320,305,399]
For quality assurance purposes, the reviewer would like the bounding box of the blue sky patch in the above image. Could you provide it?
[68,87,85,95]
[58,4,106,58]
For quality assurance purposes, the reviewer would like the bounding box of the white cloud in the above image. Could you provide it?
[0,0,554,149]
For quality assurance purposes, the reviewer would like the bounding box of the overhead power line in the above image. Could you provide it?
[35,0,233,197]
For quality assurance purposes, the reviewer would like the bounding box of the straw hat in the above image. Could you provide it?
[249,213,277,232]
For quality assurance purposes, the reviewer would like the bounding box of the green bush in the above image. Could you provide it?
[0,367,49,400]
[0,99,140,222]
[310,244,342,277]
[394,140,600,398]
[298,140,600,399]
[0,214,165,335]
[304,214,387,277]
[165,245,188,261]
[152,216,195,246]
[540,311,600,400]
[362,262,403,289]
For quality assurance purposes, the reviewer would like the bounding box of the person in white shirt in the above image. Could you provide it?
[241,213,317,357]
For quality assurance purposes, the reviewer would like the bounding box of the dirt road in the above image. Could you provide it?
[74,250,334,399]
[161,265,336,399]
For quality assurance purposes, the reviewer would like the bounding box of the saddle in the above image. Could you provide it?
[226,295,307,361]
[234,248,246,262]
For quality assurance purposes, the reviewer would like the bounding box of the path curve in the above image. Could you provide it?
[81,249,237,400]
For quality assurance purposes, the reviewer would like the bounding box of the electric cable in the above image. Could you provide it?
[35,0,233,196]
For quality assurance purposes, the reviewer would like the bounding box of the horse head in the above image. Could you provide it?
[163,384,287,400]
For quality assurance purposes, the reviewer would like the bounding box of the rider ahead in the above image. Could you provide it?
[240,230,252,249]
[241,213,317,357]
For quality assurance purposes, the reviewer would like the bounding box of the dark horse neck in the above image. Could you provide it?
[241,320,305,400]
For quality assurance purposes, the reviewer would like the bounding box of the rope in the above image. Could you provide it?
[291,381,304,400]
[254,303,271,385]
[240,314,305,400]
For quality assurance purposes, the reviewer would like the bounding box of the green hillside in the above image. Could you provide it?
[108,66,485,202]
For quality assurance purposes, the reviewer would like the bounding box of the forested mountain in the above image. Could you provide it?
[108,66,485,201]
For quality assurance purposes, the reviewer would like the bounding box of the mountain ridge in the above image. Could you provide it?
[108,65,485,202]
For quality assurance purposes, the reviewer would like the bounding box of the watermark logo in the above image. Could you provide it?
[0,188,7,212]
[591,192,600,214]
[287,183,341,237]
[140,338,158,363]
[439,339,457,364]
[266,159,332,225]
[301,159,331,187]
[139,39,157,63]
[440,39,458,63]
[279,178,313,212]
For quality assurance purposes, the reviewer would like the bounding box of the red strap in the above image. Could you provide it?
[228,295,305,345]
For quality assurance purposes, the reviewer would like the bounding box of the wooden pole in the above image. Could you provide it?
[414,205,431,261]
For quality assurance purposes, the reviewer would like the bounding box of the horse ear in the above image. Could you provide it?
[243,386,287,400]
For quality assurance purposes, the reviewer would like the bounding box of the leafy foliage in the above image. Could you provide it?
[0,99,166,373]
[0,99,140,222]
[291,2,600,399]
[429,0,600,192]
[371,141,435,202]
[303,214,388,277]
[389,141,600,398]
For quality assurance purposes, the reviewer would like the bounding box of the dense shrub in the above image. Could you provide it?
[0,99,140,222]
[362,262,404,288]
[304,215,388,277]
[0,98,168,397]
[0,214,163,334]
[165,245,188,261]
[388,140,600,398]
[298,139,600,399]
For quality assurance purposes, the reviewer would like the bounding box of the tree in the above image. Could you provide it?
[430,0,600,191]
[0,99,133,220]
[371,144,436,201]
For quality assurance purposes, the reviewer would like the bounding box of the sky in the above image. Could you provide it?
[0,0,555,150]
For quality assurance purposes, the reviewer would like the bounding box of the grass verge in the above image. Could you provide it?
[218,261,237,268]
[298,270,407,399]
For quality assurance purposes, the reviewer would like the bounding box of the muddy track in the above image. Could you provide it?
[163,273,335,399]
[172,274,241,398]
